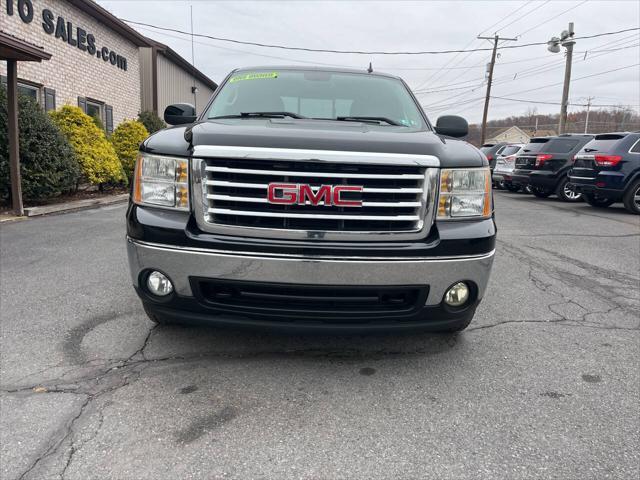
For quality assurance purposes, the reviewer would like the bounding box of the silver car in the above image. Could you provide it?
[492,144,525,191]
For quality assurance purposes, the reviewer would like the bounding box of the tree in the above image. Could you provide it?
[110,120,149,178]
[0,86,80,202]
[137,111,166,134]
[50,106,126,186]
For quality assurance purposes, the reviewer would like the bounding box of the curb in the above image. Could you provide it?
[20,194,129,219]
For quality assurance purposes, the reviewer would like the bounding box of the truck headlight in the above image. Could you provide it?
[132,153,189,210]
[437,168,492,219]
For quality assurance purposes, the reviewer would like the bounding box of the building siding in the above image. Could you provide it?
[0,0,141,127]
[156,52,214,115]
[138,47,153,112]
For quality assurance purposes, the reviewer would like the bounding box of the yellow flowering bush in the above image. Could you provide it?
[49,106,125,185]
[110,120,149,178]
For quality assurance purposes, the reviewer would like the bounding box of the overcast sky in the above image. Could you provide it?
[99,0,639,124]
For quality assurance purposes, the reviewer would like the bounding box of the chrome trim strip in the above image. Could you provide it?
[127,238,495,305]
[207,208,420,221]
[204,180,423,193]
[568,176,596,180]
[128,237,495,262]
[204,165,425,179]
[206,194,422,208]
[193,145,440,167]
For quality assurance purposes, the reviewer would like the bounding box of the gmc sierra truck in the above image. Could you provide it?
[126,67,496,332]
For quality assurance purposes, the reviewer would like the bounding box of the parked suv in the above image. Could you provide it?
[480,142,507,170]
[126,67,496,333]
[492,144,525,190]
[569,132,640,214]
[511,134,594,201]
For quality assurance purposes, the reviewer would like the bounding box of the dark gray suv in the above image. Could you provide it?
[511,134,594,202]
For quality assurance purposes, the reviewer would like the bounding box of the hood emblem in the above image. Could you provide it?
[267,183,363,207]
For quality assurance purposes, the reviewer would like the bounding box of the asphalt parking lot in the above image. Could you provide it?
[1,191,639,480]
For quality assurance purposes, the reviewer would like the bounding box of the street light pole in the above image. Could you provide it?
[558,23,575,134]
[548,22,576,134]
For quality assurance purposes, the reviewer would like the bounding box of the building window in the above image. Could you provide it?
[17,83,39,102]
[1,77,41,104]
[78,97,113,133]
[86,99,103,122]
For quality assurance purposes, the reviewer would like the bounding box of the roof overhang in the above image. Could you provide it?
[66,0,151,47]
[0,31,51,62]
[145,38,217,90]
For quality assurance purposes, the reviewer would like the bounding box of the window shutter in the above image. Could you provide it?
[44,88,56,112]
[105,105,113,134]
[77,96,86,113]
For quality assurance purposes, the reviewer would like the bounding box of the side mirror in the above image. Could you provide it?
[164,103,197,125]
[434,115,468,138]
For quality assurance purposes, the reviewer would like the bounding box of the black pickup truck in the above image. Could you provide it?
[126,67,495,332]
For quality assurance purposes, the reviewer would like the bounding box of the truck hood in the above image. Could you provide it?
[141,118,486,168]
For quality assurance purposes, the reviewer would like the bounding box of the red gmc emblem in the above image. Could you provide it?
[267,183,363,207]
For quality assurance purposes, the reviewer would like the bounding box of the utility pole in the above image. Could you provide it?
[478,34,517,145]
[548,23,576,134]
[584,96,593,134]
[190,5,197,113]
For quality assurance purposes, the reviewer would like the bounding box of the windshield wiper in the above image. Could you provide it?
[210,111,307,120]
[335,116,400,126]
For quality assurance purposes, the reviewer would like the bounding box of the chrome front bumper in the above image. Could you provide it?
[127,238,495,306]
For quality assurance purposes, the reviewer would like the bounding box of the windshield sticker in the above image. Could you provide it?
[229,72,278,83]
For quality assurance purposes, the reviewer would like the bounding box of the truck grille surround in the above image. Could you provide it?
[192,147,439,241]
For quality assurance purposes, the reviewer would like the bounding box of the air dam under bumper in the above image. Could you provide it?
[127,238,494,331]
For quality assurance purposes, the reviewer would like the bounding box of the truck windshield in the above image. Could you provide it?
[206,70,426,128]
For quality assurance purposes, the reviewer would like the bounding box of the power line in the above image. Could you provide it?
[426,64,640,116]
[479,0,535,36]
[490,96,637,108]
[493,0,551,34]
[508,0,588,40]
[416,42,639,103]
[122,19,639,55]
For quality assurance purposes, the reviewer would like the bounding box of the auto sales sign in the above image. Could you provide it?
[4,0,129,70]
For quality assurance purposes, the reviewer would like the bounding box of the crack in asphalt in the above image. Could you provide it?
[503,232,640,238]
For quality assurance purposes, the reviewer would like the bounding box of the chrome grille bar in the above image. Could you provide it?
[207,194,422,207]
[204,180,424,194]
[205,165,425,179]
[208,208,421,221]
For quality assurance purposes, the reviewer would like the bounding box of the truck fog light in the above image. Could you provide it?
[444,282,469,307]
[147,271,174,296]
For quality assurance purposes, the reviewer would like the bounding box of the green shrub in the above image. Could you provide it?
[110,120,149,178]
[50,105,125,185]
[0,86,81,202]
[137,110,166,134]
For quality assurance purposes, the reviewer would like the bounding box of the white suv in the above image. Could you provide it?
[492,144,525,191]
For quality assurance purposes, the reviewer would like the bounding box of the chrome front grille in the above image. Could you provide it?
[192,146,439,241]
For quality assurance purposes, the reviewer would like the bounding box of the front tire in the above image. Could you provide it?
[622,179,640,214]
[532,187,552,198]
[556,177,582,202]
[584,193,615,208]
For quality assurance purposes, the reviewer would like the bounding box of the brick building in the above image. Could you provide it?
[1,0,215,132]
